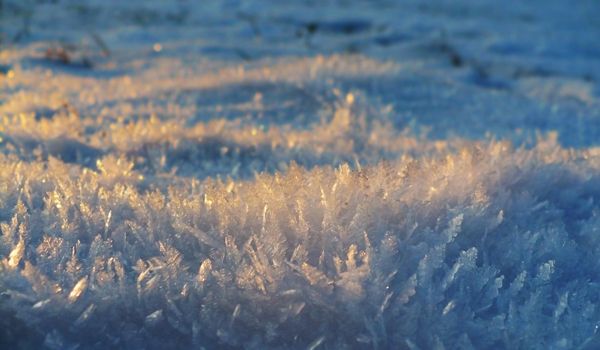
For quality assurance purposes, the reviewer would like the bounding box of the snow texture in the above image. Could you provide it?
[1,0,600,349]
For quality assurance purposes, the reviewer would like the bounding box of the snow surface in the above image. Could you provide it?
[1,0,600,349]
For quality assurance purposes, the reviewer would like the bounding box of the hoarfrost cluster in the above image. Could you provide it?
[1,0,600,349]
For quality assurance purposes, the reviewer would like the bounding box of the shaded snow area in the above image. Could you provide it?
[1,1,600,349]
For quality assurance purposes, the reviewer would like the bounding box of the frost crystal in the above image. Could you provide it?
[1,1,600,349]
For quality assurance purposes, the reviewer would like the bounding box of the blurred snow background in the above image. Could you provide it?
[1,0,600,349]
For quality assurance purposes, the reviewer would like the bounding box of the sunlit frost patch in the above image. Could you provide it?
[1,140,600,349]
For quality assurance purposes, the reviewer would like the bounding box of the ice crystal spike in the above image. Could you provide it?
[307,336,325,350]
[74,304,96,327]
[197,259,212,285]
[68,277,88,303]
[8,237,25,269]
[145,310,164,328]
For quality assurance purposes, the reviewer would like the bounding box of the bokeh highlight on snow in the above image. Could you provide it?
[1,0,600,349]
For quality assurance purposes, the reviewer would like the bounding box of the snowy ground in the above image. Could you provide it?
[1,1,600,349]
